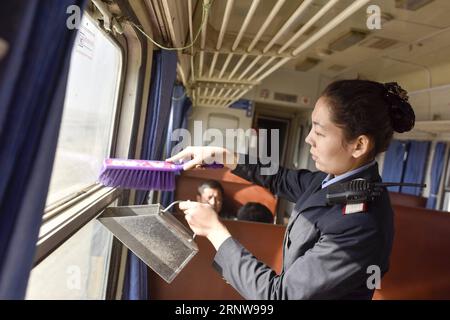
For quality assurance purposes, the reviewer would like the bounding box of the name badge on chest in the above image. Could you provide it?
[342,202,367,215]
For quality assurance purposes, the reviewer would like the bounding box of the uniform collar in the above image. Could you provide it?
[321,160,377,189]
[287,162,381,235]
[295,161,381,215]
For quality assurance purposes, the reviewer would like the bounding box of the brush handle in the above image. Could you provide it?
[103,158,184,171]
[199,162,224,169]
[101,159,224,175]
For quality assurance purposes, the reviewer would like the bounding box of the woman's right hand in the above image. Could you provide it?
[166,146,237,171]
[178,201,231,250]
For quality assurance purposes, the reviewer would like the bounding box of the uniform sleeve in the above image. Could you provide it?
[213,212,380,300]
[231,153,318,202]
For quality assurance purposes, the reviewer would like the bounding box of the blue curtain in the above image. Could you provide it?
[160,85,193,210]
[123,50,177,300]
[0,0,87,299]
[426,142,447,209]
[401,140,430,195]
[382,140,408,192]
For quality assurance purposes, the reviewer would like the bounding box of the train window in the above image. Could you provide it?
[25,212,114,299]
[46,14,122,206]
[444,155,450,211]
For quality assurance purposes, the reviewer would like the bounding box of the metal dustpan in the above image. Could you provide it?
[98,204,198,283]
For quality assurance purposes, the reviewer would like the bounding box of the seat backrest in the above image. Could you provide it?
[148,218,285,299]
[373,205,450,299]
[388,192,427,208]
[148,205,450,299]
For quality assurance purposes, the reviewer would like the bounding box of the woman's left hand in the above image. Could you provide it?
[179,201,231,250]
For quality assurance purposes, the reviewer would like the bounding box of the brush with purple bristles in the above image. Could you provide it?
[98,158,224,191]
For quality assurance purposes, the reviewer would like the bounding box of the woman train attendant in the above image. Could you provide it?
[167,80,415,300]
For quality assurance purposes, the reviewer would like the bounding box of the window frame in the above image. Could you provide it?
[444,146,450,191]
[34,10,126,267]
[100,0,162,298]
[439,142,450,211]
[33,187,122,267]
[44,12,126,211]
[29,0,157,299]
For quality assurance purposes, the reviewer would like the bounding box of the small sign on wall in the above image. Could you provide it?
[76,21,96,60]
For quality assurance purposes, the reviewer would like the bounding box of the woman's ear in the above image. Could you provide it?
[351,135,371,159]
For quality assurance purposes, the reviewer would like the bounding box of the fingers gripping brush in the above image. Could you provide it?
[98,158,224,190]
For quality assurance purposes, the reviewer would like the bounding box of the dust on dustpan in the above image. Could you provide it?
[98,203,198,283]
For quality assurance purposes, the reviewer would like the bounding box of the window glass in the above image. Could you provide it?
[26,215,112,300]
[46,14,122,205]
[442,191,450,211]
[25,216,114,300]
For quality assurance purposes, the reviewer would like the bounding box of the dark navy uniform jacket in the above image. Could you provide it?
[212,158,394,300]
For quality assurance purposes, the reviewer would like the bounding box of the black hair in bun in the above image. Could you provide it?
[383,82,415,133]
[322,79,416,158]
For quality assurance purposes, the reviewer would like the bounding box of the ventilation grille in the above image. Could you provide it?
[273,92,298,104]
[395,0,434,11]
[360,36,399,50]
[329,29,367,51]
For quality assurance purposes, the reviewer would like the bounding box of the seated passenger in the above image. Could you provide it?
[237,202,274,224]
[196,180,232,219]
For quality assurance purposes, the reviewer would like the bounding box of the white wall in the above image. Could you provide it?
[186,106,253,153]
[243,68,321,110]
